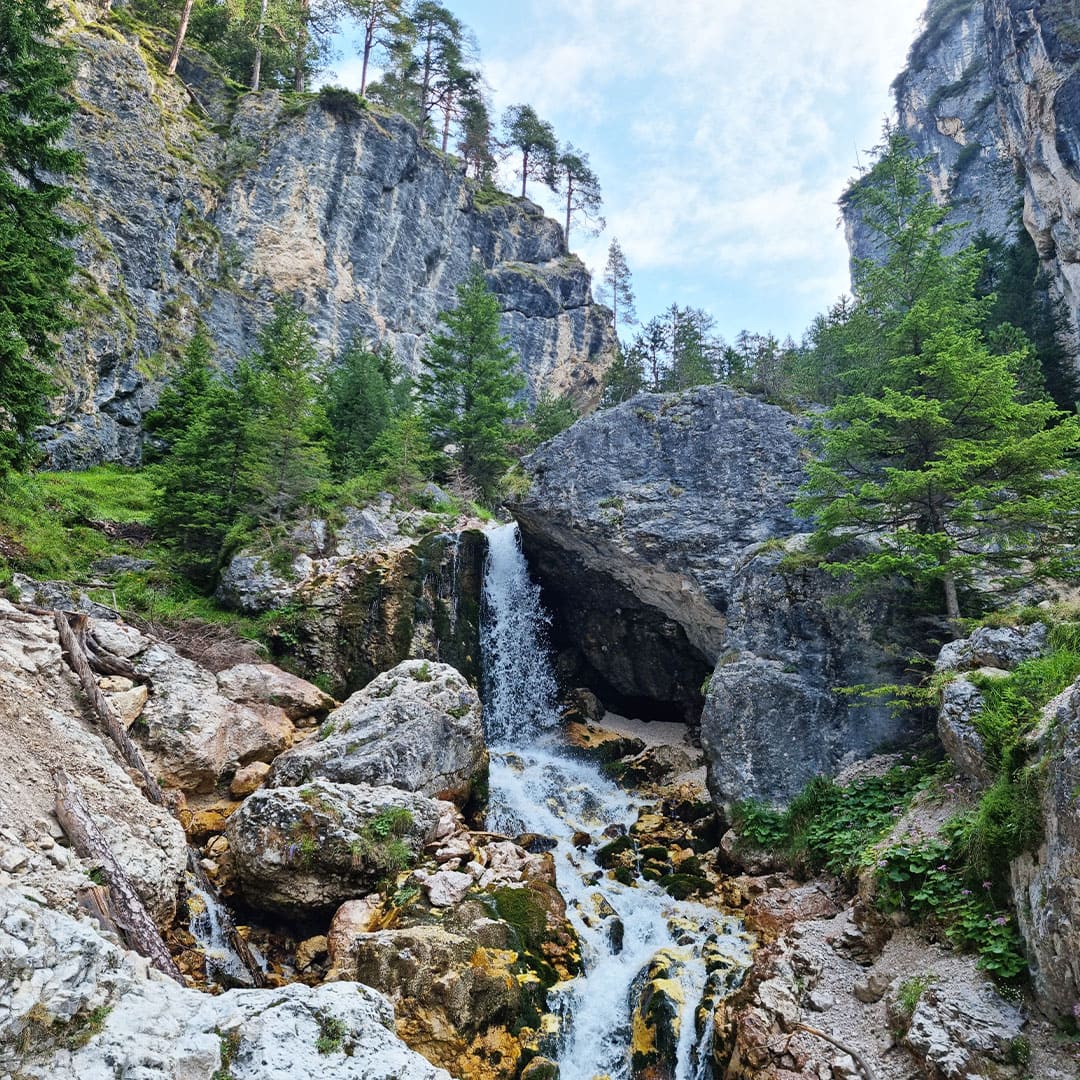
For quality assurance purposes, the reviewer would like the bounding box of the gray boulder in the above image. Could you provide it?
[224,781,449,915]
[935,623,1048,674]
[269,660,486,804]
[517,385,918,807]
[134,644,294,794]
[216,663,335,722]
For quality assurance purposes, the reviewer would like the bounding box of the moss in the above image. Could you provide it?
[658,873,713,900]
[595,834,635,868]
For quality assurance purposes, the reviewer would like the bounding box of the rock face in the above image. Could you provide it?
[846,0,1080,351]
[46,17,614,467]
[134,643,295,794]
[0,887,451,1079]
[217,499,485,697]
[269,660,486,804]
[515,386,916,806]
[224,780,447,915]
[1010,675,1080,1017]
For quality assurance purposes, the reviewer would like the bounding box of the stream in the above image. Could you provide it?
[480,523,752,1080]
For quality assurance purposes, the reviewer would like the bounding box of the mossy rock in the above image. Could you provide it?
[658,873,713,901]
[596,834,636,868]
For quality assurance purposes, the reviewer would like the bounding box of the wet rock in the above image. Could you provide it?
[224,781,445,916]
[630,948,691,1080]
[268,660,485,804]
[185,801,243,841]
[295,935,327,970]
[521,1057,560,1080]
[216,663,335,721]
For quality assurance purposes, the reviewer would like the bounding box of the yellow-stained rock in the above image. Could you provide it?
[185,800,242,840]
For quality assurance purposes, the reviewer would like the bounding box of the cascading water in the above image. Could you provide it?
[480,523,752,1080]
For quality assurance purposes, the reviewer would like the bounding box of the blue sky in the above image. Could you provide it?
[329,1,929,345]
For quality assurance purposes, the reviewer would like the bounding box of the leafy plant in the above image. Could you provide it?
[315,1015,347,1054]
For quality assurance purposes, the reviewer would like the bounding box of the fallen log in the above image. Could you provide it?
[54,611,164,805]
[55,769,183,983]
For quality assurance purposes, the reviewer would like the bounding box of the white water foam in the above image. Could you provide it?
[480,523,751,1080]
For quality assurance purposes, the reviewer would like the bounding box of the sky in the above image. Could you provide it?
[328,0,929,345]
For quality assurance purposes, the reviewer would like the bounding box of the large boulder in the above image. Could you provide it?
[217,504,486,698]
[0,887,451,1080]
[224,781,448,916]
[516,386,917,805]
[216,663,335,721]
[269,660,486,803]
[134,643,295,794]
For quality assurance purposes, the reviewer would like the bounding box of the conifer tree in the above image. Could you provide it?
[243,301,329,522]
[501,104,557,199]
[554,146,603,246]
[602,239,637,342]
[417,267,525,501]
[599,344,644,407]
[143,328,214,462]
[798,132,1080,622]
[0,0,81,474]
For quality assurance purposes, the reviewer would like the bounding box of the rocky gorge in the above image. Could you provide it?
[7,0,1080,1078]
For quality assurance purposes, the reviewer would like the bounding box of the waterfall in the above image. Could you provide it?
[185,872,262,986]
[480,523,751,1080]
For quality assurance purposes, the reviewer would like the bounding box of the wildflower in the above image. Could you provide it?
[937,864,948,872]
[982,880,992,889]
[960,889,972,897]
[994,916,1009,926]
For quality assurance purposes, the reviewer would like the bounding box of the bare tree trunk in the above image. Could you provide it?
[521,148,528,198]
[55,612,164,805]
[565,183,573,245]
[55,770,184,983]
[166,0,195,77]
[943,571,961,624]
[360,27,373,97]
[293,0,310,92]
[251,0,270,91]
[441,93,453,153]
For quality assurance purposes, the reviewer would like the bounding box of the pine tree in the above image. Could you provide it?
[0,0,81,474]
[324,341,406,477]
[599,344,644,407]
[143,328,214,463]
[501,104,557,199]
[417,267,525,501]
[602,239,637,342]
[153,374,254,586]
[554,146,603,246]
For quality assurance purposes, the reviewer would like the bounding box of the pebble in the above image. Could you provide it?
[0,848,29,873]
[807,989,836,1012]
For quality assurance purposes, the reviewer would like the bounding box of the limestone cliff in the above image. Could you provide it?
[47,9,615,467]
[845,0,1080,348]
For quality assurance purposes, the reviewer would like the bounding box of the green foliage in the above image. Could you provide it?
[143,328,214,463]
[410,660,432,681]
[895,974,935,1018]
[798,131,1080,622]
[501,103,557,198]
[599,344,645,408]
[315,1014,347,1055]
[926,57,986,112]
[602,238,637,341]
[417,266,526,503]
[324,342,408,478]
[732,759,937,880]
[0,0,82,474]
[554,144,603,245]
[873,837,1027,980]
[528,390,578,445]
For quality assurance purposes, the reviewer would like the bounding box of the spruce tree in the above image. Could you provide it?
[602,239,637,342]
[143,328,214,462]
[798,133,1080,622]
[0,0,81,474]
[243,300,329,522]
[418,267,525,501]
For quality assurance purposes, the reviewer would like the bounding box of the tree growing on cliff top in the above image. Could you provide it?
[553,145,603,247]
[0,0,81,475]
[797,132,1080,622]
[501,104,557,200]
[417,267,525,501]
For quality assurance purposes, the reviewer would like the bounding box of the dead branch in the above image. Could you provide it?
[795,1023,880,1080]
[55,611,164,805]
[55,769,183,983]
